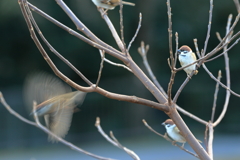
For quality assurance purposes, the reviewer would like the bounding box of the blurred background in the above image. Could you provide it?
[0,0,240,159]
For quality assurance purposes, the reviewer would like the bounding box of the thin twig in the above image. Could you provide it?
[167,32,179,104]
[95,117,140,160]
[205,35,239,63]
[193,39,202,59]
[204,124,209,153]
[142,119,199,159]
[213,14,232,127]
[216,32,222,41]
[176,105,208,125]
[205,13,240,59]
[96,50,105,87]
[0,92,36,126]
[119,0,127,53]
[166,0,175,105]
[173,75,192,103]
[127,13,142,51]
[174,32,179,67]
[0,91,114,160]
[202,64,240,98]
[109,132,140,160]
[202,0,213,57]
[167,0,173,65]
[138,41,168,98]
[99,50,132,72]
[55,0,125,56]
[99,8,125,52]
[211,70,222,122]
[233,0,240,12]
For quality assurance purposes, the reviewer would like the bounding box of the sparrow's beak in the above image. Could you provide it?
[161,122,165,126]
[177,49,181,54]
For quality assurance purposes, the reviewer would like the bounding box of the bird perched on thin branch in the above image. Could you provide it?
[24,72,86,142]
[162,119,202,147]
[178,45,198,76]
[92,0,135,10]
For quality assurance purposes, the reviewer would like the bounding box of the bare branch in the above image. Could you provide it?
[202,64,240,98]
[98,8,125,52]
[233,0,240,12]
[213,14,232,127]
[202,0,213,57]
[205,34,239,63]
[211,70,222,122]
[95,117,140,160]
[142,119,199,159]
[204,124,209,153]
[127,13,142,51]
[207,122,214,160]
[174,32,179,67]
[166,0,173,64]
[205,13,240,59]
[193,39,202,59]
[175,105,208,125]
[0,92,35,126]
[96,51,105,87]
[173,75,191,103]
[167,32,179,104]
[0,91,114,160]
[99,50,132,72]
[119,1,127,53]
[138,41,168,98]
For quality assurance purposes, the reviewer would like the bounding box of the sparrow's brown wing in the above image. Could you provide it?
[47,108,74,142]
[24,72,71,113]
[101,0,119,6]
[174,125,181,134]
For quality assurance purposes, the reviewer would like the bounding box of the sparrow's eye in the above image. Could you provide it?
[166,124,170,127]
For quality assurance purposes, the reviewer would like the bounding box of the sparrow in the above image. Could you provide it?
[162,119,201,147]
[92,0,135,10]
[24,72,86,142]
[177,45,198,76]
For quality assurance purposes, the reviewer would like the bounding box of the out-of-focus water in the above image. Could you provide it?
[0,135,239,160]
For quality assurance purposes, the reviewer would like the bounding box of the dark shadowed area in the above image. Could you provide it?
[0,0,240,159]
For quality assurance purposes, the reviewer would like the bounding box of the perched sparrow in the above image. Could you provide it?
[162,119,201,147]
[92,0,135,10]
[177,45,198,76]
[24,72,86,142]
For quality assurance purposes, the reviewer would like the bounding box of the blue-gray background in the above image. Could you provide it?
[0,0,240,159]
